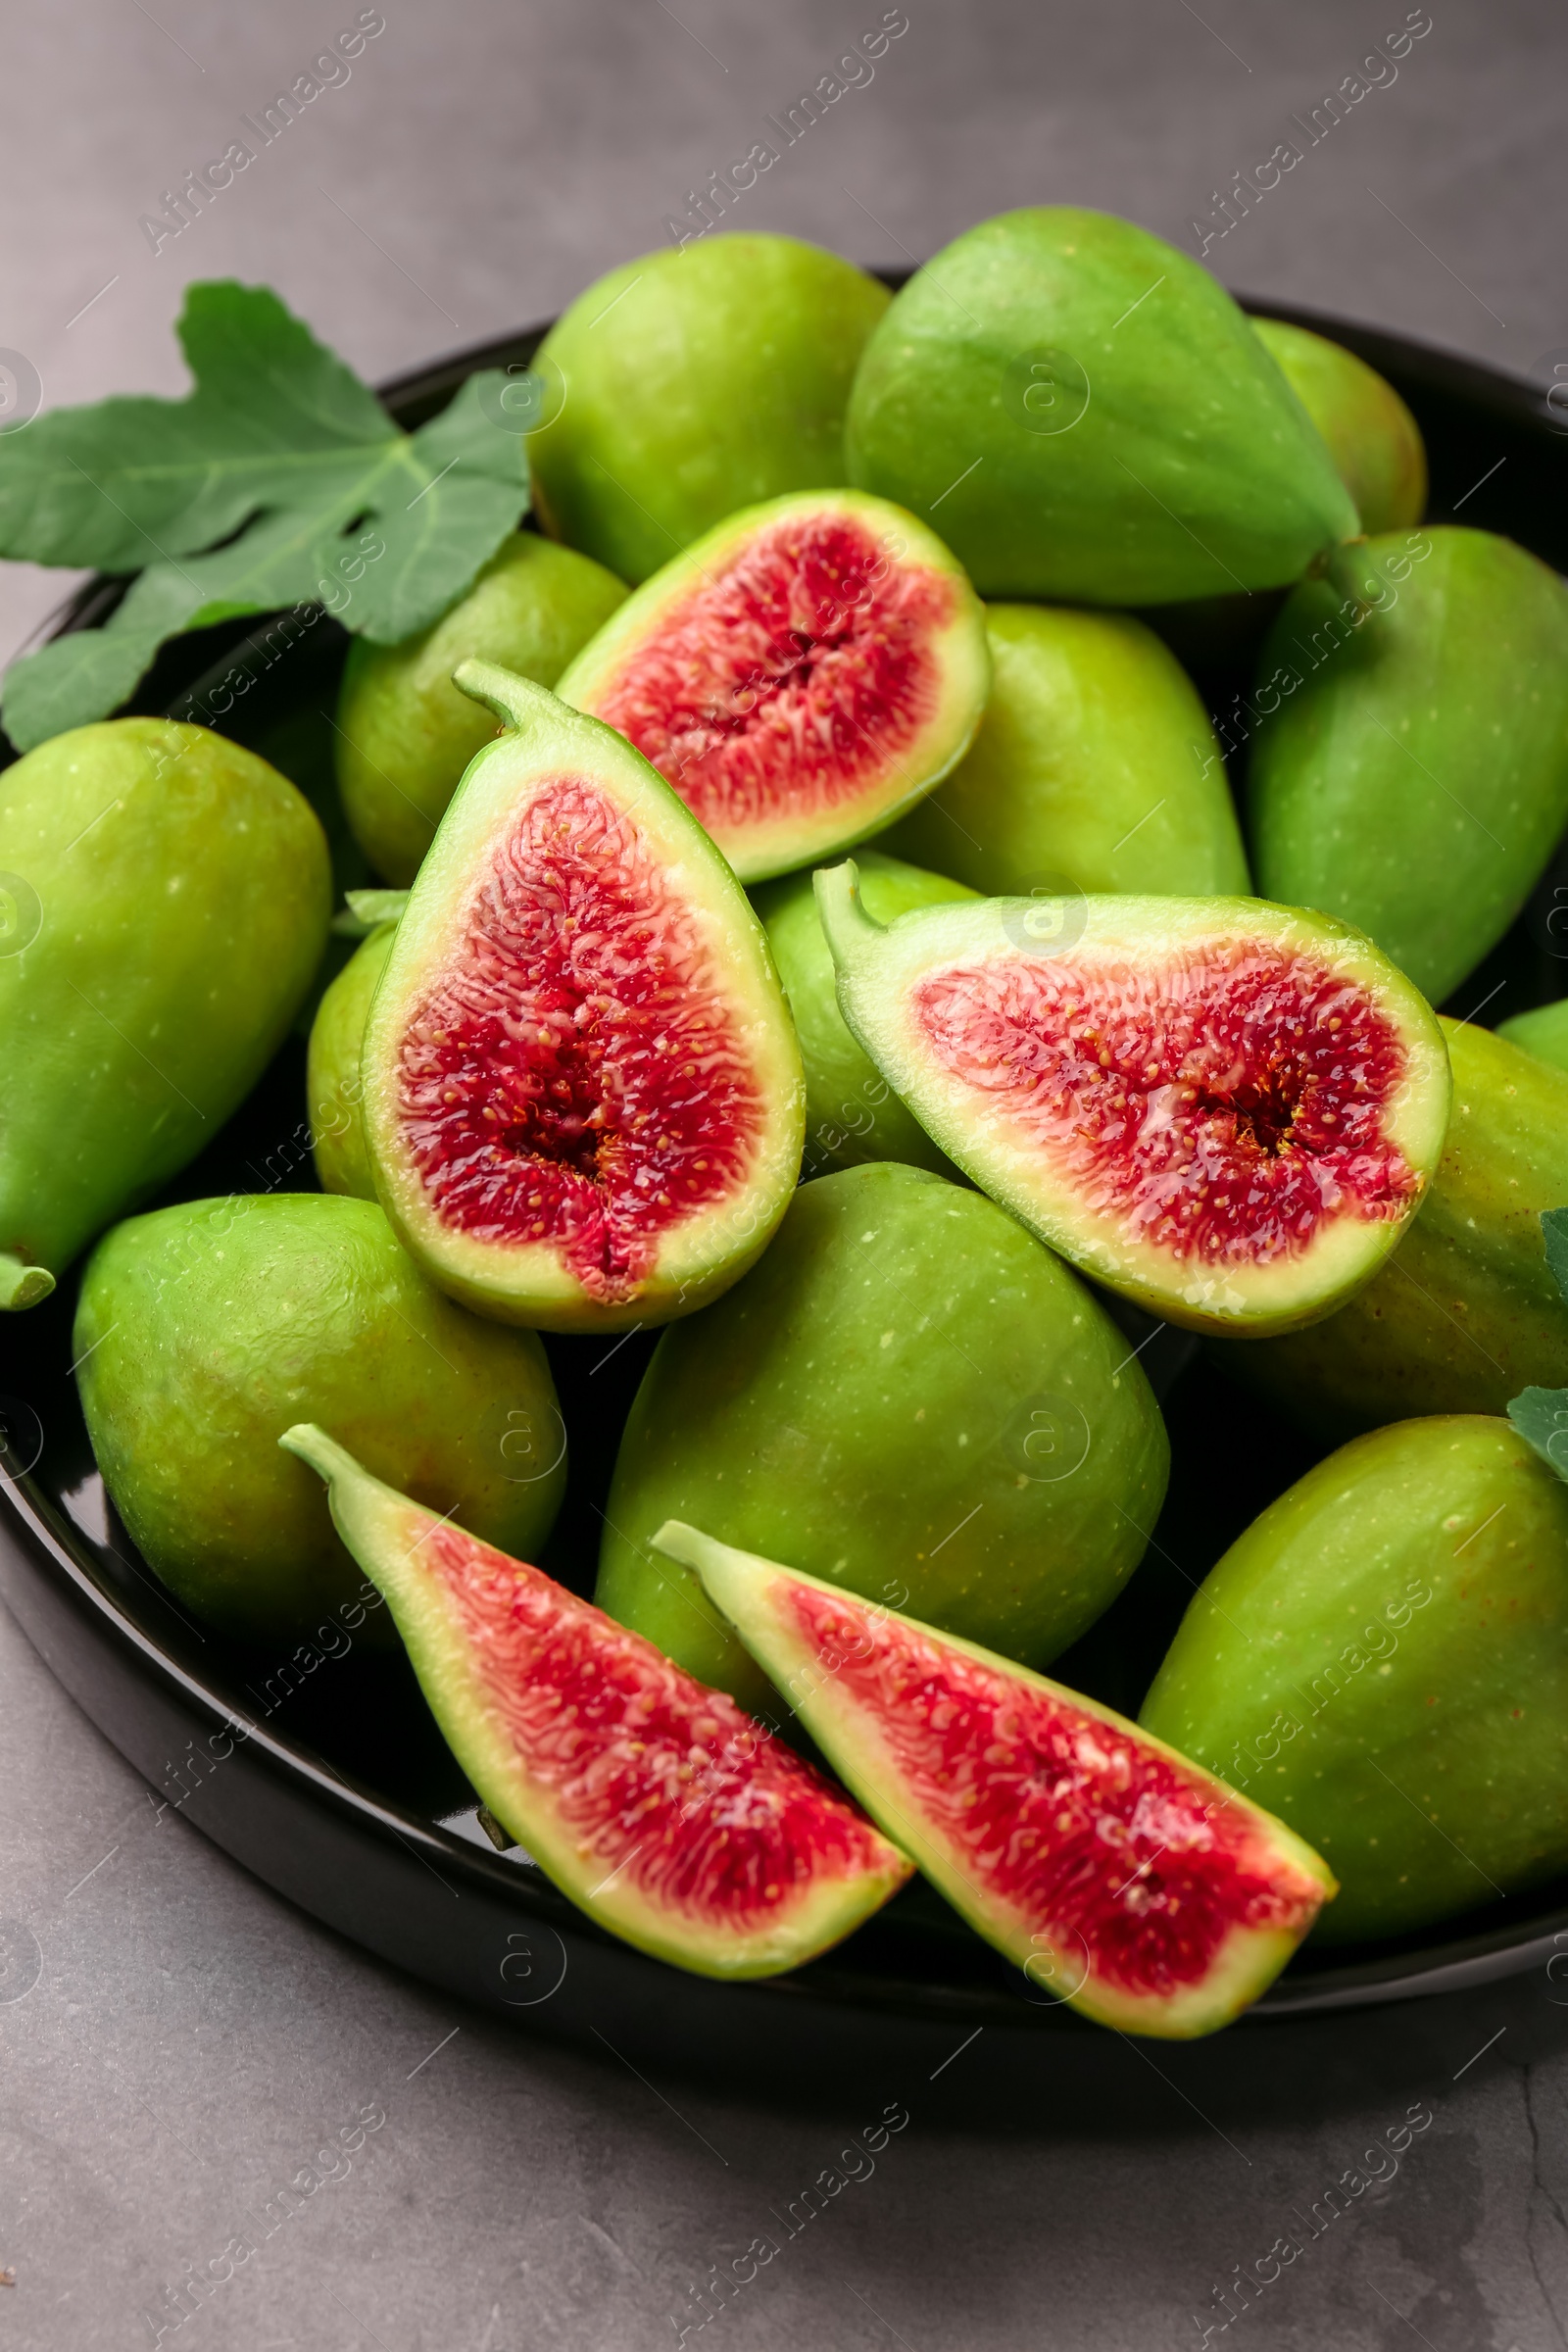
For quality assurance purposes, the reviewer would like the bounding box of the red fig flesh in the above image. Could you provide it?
[816,874,1450,1335]
[556,490,990,882]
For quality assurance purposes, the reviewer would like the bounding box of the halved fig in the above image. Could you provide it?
[658,1522,1335,2035]
[816,871,1450,1336]
[362,662,805,1332]
[554,490,990,883]
[282,1429,911,1979]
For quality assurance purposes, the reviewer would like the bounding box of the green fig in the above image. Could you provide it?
[816,874,1451,1337]
[307,921,398,1199]
[527,234,891,583]
[880,604,1250,898]
[0,719,330,1309]
[1250,318,1427,534]
[1245,1019,1568,1433]
[362,662,805,1333]
[1250,528,1568,1005]
[1497,999,1568,1073]
[751,851,976,1178]
[845,207,1357,605]
[334,534,627,886]
[74,1194,566,1644]
[596,1162,1169,1716]
[1141,1415,1568,1943]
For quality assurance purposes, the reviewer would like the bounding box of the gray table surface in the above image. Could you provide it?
[3,3,1567,2345]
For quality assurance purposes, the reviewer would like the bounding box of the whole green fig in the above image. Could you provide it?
[1142,1415,1568,1943]
[306,920,397,1199]
[752,851,976,1178]
[1245,1019,1568,1433]
[597,1162,1169,1715]
[0,719,330,1308]
[1250,318,1427,534]
[527,235,891,583]
[335,534,627,885]
[845,208,1356,604]
[880,604,1249,897]
[1498,999,1568,1073]
[1250,528,1568,1004]
[74,1194,566,1643]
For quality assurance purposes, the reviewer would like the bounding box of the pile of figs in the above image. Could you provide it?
[7,208,1568,2039]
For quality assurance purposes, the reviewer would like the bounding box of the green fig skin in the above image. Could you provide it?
[1497,999,1568,1073]
[1250,318,1427,535]
[306,922,397,1199]
[335,534,628,886]
[752,852,977,1179]
[1141,1415,1568,1944]
[596,1162,1169,1717]
[74,1194,566,1645]
[0,719,330,1308]
[528,235,891,584]
[1250,528,1568,1005]
[879,604,1250,898]
[845,207,1357,605]
[1244,1020,1568,1436]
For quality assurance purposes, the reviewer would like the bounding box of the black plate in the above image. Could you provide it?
[3,296,1567,2063]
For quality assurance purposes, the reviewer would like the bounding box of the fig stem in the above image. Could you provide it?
[0,1252,54,1311]
[452,658,558,733]
[813,859,886,974]
[652,1518,714,1577]
[278,1420,360,1489]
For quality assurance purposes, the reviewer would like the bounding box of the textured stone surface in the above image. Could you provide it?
[3,2,1567,2345]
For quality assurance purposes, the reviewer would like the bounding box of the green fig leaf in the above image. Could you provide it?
[1507,1384,1568,1483]
[0,281,529,750]
[0,625,170,757]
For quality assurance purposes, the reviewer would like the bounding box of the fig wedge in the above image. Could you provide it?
[657,1522,1334,2036]
[283,1427,911,1980]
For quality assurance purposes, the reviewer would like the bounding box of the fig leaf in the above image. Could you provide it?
[1506,1385,1568,1482]
[0,282,529,749]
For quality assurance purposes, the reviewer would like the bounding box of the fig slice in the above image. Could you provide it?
[554,490,991,883]
[362,662,805,1332]
[657,1523,1336,2036]
[281,1427,912,1980]
[816,870,1450,1336]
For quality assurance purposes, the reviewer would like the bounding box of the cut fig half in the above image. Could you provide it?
[362,662,805,1332]
[816,870,1450,1336]
[657,1522,1336,2035]
[554,490,991,882]
[282,1428,912,1980]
